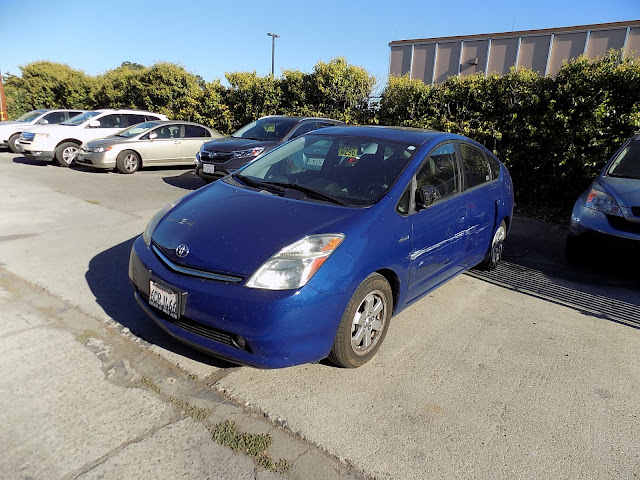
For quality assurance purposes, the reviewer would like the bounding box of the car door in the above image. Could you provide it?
[140,125,184,165]
[457,142,502,267]
[180,125,211,163]
[407,142,468,301]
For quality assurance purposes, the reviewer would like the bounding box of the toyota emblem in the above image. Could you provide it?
[176,244,190,258]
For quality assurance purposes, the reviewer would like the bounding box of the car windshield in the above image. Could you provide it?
[116,121,159,138]
[232,117,298,141]
[607,141,640,179]
[60,111,100,126]
[14,110,47,122]
[235,134,418,207]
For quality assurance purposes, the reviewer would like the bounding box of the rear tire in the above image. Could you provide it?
[8,133,20,153]
[116,150,140,174]
[478,220,507,270]
[54,142,80,167]
[328,273,392,368]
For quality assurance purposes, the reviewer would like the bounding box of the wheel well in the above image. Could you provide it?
[56,139,81,149]
[376,268,400,314]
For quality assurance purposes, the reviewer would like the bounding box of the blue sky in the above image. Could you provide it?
[2,0,638,86]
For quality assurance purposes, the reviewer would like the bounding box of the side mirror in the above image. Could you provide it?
[415,185,440,210]
[149,132,157,141]
[88,120,101,128]
[38,119,49,125]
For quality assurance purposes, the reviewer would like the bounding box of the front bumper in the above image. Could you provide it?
[22,148,55,160]
[129,236,349,368]
[76,150,118,169]
[569,199,640,242]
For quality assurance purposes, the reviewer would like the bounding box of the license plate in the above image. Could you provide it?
[149,280,180,319]
[203,163,215,174]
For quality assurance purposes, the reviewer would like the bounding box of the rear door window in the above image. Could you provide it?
[460,143,492,189]
[184,125,210,138]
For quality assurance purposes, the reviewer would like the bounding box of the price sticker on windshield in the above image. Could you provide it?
[263,123,275,133]
[338,145,358,157]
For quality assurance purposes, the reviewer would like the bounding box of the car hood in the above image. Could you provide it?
[84,136,128,148]
[25,124,78,134]
[151,181,363,276]
[0,121,23,128]
[595,176,640,207]
[201,136,278,153]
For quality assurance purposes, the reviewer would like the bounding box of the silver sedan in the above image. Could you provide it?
[76,121,223,174]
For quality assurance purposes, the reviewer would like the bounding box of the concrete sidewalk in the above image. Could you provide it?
[0,269,364,480]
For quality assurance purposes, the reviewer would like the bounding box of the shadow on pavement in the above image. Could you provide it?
[468,216,640,330]
[162,171,206,191]
[12,156,49,167]
[86,236,236,369]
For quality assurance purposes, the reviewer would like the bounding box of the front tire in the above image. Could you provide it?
[8,133,21,153]
[328,273,392,368]
[116,150,140,174]
[54,142,80,167]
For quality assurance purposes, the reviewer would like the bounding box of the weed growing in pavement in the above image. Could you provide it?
[168,396,210,421]
[209,420,291,473]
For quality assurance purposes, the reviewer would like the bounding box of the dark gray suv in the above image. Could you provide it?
[195,115,345,181]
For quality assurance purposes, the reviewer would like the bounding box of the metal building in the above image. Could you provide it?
[389,20,640,84]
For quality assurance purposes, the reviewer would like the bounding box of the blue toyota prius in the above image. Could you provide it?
[129,126,514,368]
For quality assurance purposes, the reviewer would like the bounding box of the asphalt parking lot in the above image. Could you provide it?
[1,151,639,479]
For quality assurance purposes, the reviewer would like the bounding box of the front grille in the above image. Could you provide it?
[171,316,236,347]
[201,150,233,164]
[606,215,640,235]
[139,290,240,349]
[20,132,35,141]
[631,206,640,217]
[151,243,243,283]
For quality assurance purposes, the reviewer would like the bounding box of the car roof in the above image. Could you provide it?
[134,120,208,127]
[93,109,164,115]
[307,125,444,144]
[259,115,345,124]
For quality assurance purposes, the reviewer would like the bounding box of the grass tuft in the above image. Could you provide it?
[209,420,290,473]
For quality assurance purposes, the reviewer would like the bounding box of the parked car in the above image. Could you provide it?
[130,126,514,369]
[76,121,223,174]
[194,115,345,181]
[0,109,85,153]
[17,109,168,167]
[567,135,640,259]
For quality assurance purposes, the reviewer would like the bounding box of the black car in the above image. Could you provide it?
[195,116,345,181]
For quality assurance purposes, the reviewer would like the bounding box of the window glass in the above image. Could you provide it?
[184,125,209,138]
[66,111,84,120]
[61,111,100,126]
[487,154,501,180]
[97,114,123,128]
[238,134,417,207]
[415,142,459,204]
[153,126,178,139]
[15,110,47,122]
[43,111,67,124]
[116,121,159,138]
[232,117,299,141]
[608,142,640,179]
[289,122,318,139]
[123,114,147,127]
[460,143,491,189]
[396,185,411,215]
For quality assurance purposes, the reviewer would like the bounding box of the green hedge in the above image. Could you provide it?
[4,52,640,207]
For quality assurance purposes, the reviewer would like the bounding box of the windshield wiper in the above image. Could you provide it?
[231,173,285,192]
[262,182,348,206]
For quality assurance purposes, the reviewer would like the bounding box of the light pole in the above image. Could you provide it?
[267,32,280,76]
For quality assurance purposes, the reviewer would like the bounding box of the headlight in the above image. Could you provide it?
[246,234,345,290]
[143,200,180,246]
[585,189,622,216]
[233,147,265,158]
[94,146,112,153]
[195,151,201,164]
